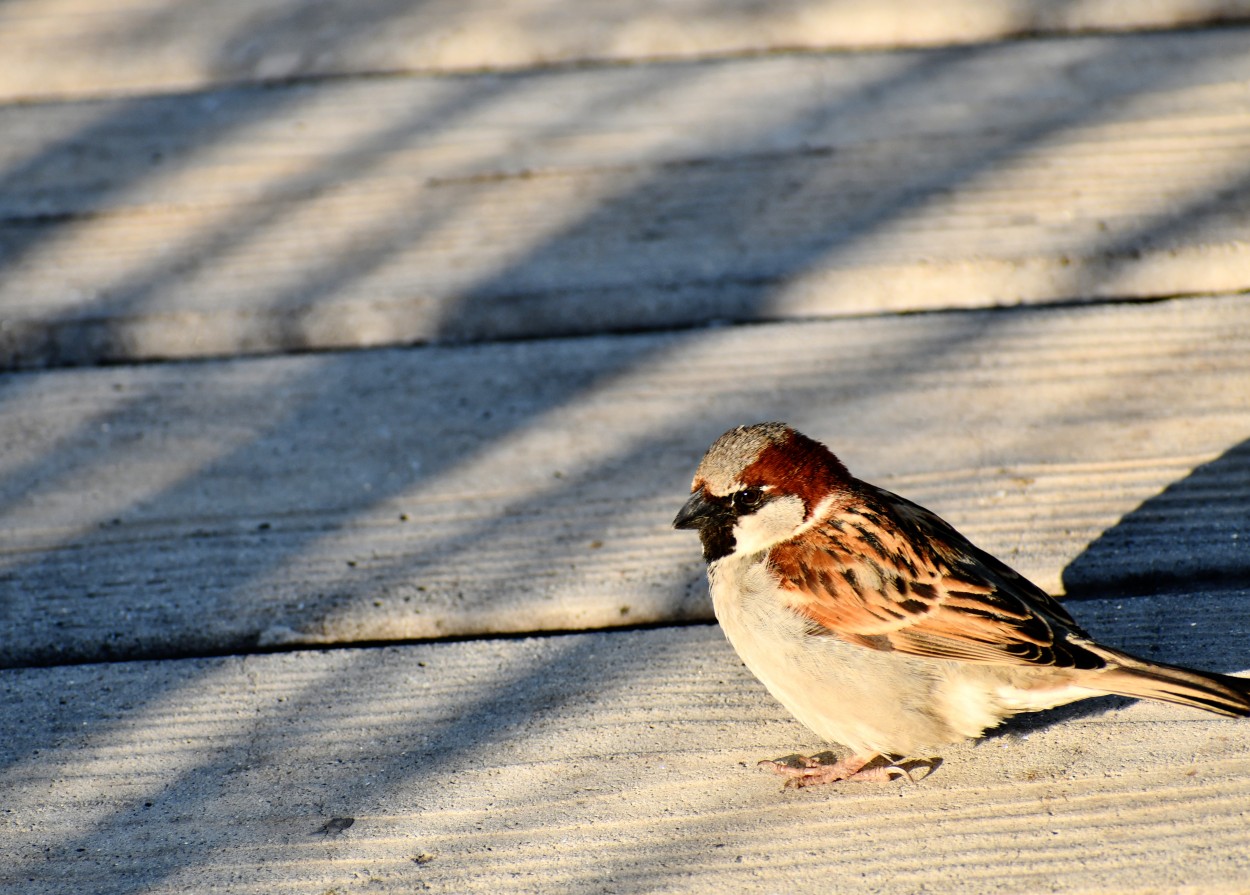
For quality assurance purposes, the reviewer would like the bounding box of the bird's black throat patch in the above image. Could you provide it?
[698,517,737,563]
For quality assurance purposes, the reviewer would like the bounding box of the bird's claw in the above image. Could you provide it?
[757,752,939,787]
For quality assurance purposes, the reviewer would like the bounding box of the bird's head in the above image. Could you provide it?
[673,422,851,562]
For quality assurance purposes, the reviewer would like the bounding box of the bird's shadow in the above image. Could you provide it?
[1062,438,1250,601]
[989,437,1250,740]
[989,694,1136,740]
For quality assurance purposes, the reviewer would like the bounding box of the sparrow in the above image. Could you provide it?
[674,422,1250,785]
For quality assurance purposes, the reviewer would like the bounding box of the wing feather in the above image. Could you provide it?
[769,483,1104,671]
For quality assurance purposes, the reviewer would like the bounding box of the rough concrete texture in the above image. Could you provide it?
[4,4,1250,892]
[1,296,1248,665]
[5,30,1250,366]
[2,0,1248,100]
[4,608,1249,894]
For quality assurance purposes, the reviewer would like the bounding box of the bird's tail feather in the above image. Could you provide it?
[1093,649,1250,718]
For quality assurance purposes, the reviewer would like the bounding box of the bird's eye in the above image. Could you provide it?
[732,488,765,512]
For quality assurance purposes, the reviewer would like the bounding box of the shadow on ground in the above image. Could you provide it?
[2,10,1250,894]
[1063,438,1250,600]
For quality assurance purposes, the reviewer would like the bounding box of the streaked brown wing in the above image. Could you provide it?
[769,483,1104,670]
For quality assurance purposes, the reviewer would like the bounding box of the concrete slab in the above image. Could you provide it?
[4,5,1248,892]
[4,30,1250,365]
[1,0,1248,100]
[1,295,1247,666]
[3,613,1248,894]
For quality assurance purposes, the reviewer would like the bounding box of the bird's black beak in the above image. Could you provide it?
[673,488,718,530]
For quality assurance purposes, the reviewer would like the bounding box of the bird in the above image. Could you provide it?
[673,422,1250,785]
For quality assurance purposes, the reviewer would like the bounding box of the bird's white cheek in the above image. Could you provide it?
[731,495,807,556]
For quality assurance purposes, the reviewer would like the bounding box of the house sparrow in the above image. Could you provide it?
[674,422,1250,785]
